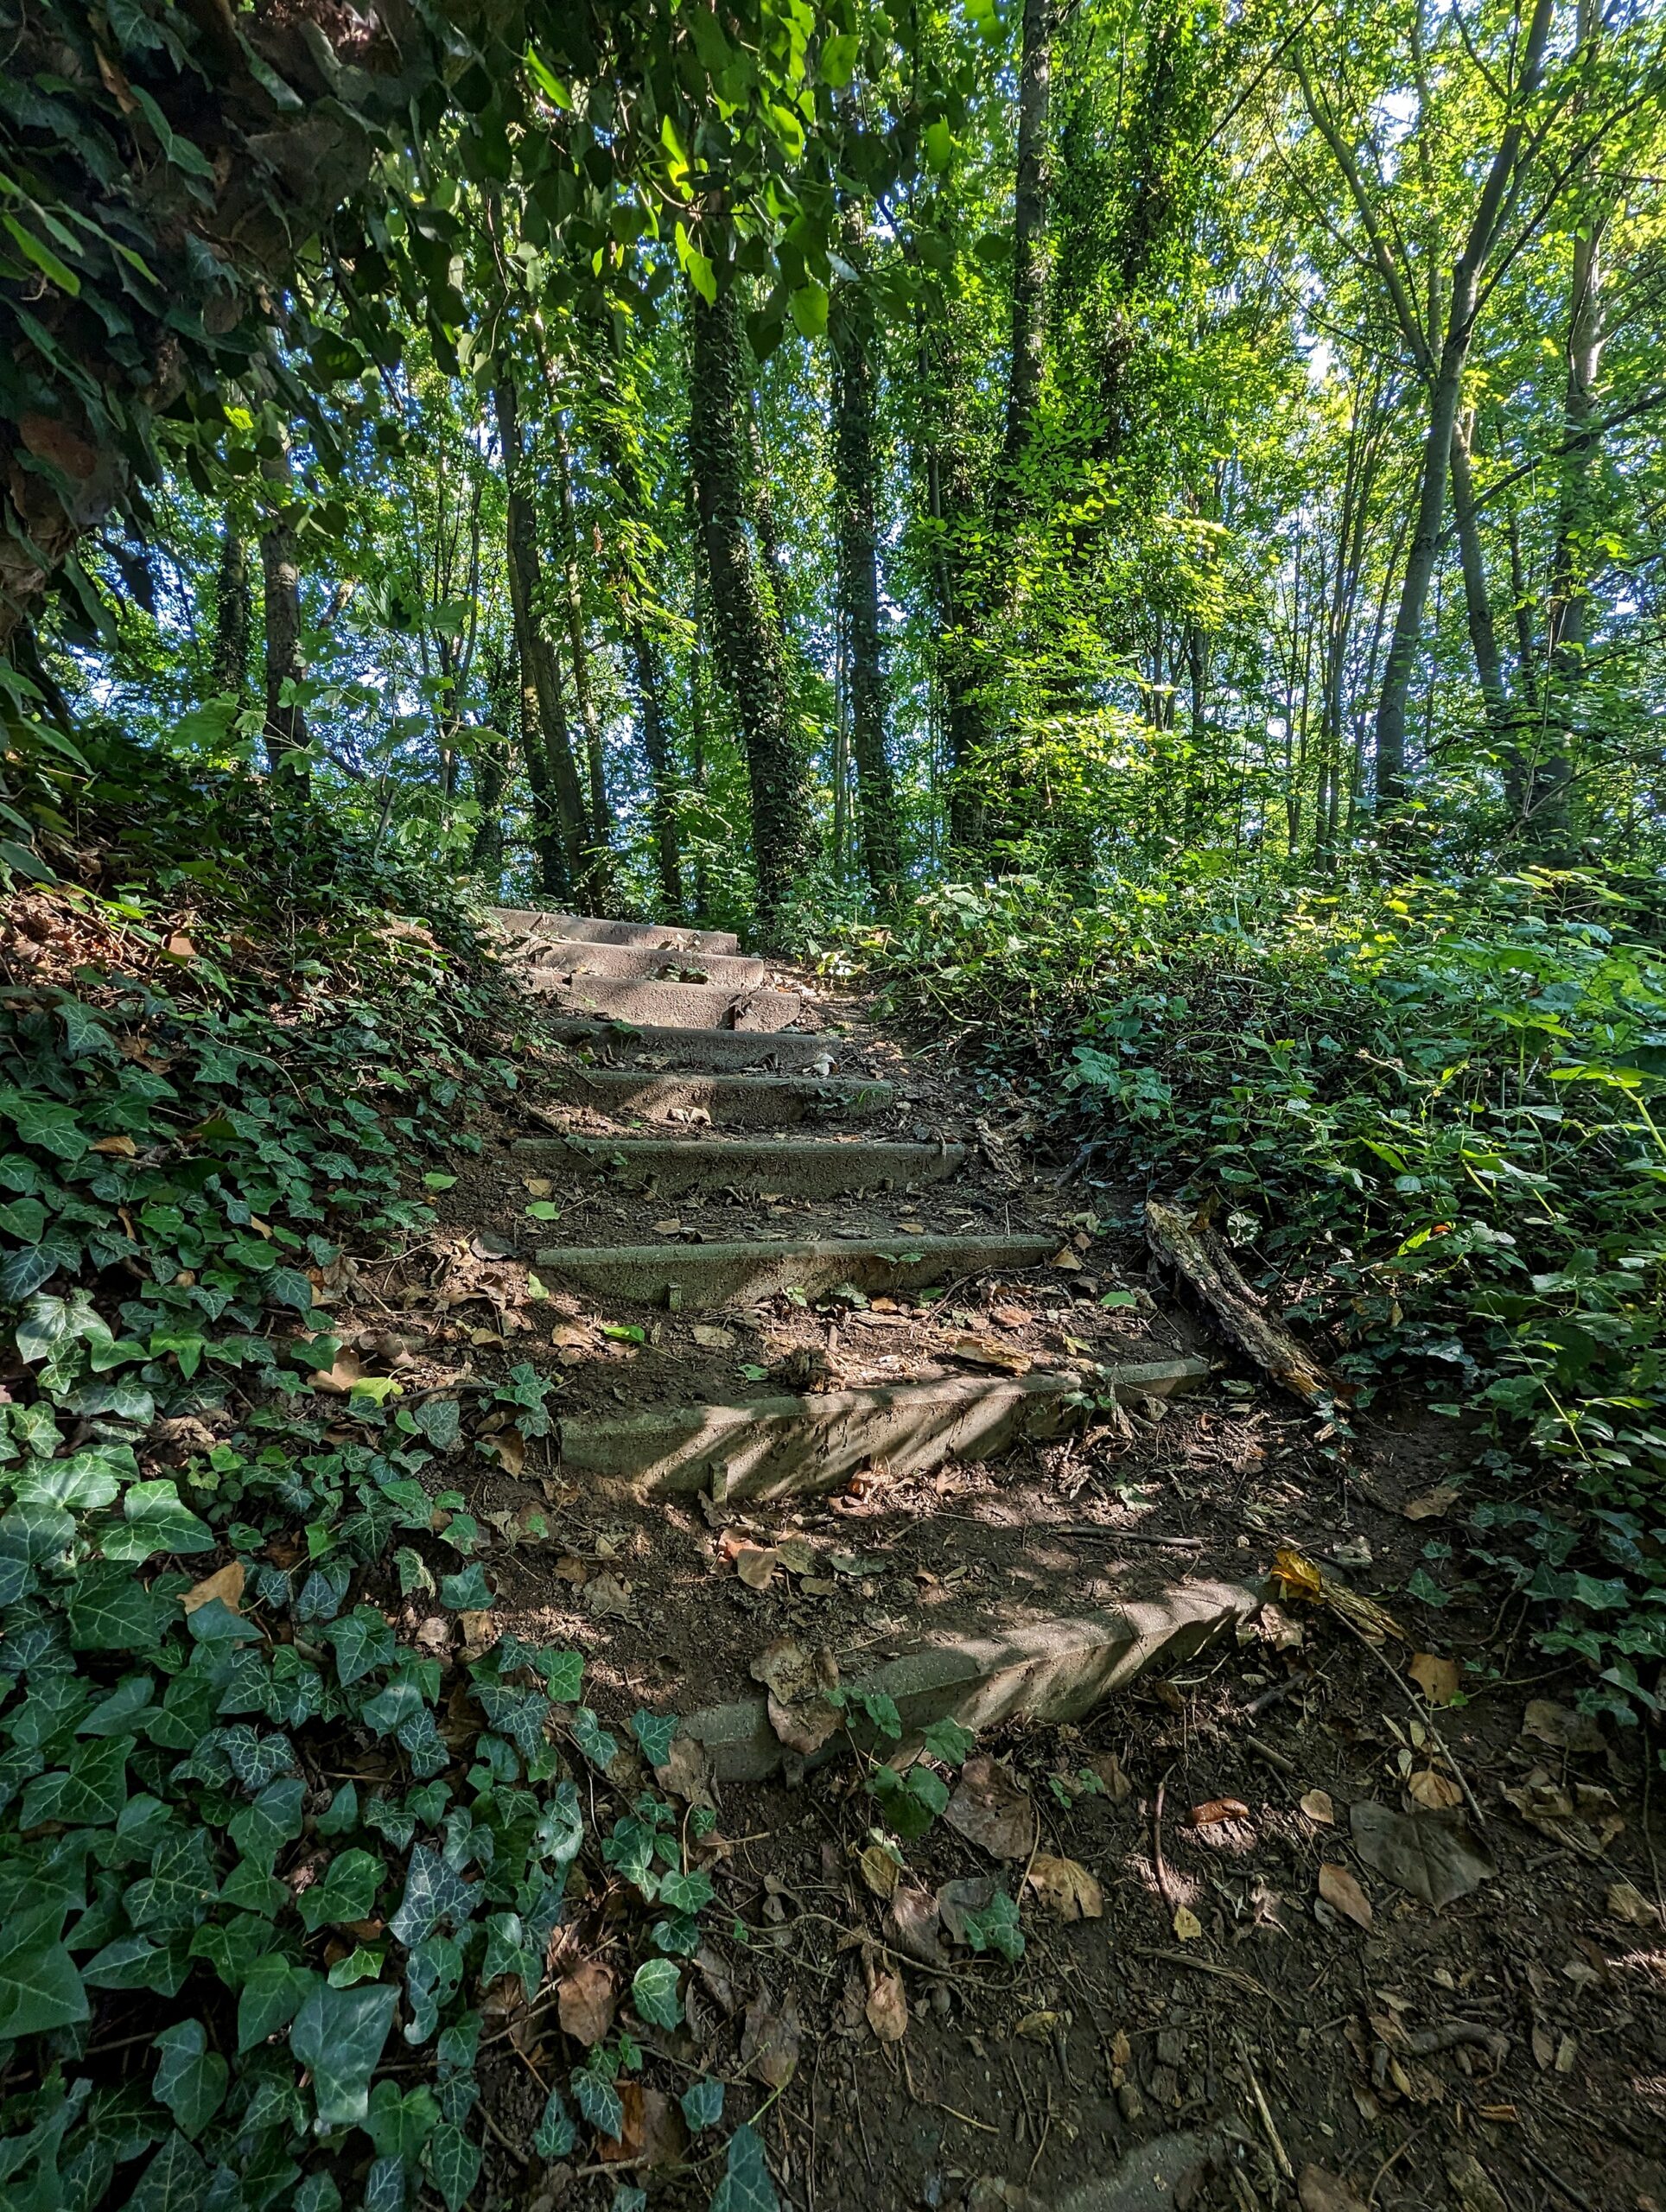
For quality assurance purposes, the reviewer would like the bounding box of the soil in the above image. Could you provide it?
[315,930,1666,2212]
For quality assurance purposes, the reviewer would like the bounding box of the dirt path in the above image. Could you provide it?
[412,913,1665,2212]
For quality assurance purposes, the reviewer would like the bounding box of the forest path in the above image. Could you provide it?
[429,913,1665,2212]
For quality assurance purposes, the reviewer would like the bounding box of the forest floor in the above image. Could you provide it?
[317,923,1666,2212]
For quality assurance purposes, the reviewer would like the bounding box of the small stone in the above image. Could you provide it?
[1116,2082,1144,2123]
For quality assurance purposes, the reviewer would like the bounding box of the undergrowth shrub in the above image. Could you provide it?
[0,733,766,2210]
[857,869,1666,1727]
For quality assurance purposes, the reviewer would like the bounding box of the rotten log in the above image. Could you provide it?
[1144,1198,1348,1408]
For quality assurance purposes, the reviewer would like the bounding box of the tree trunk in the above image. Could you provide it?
[1448,410,1510,738]
[551,409,614,868]
[997,0,1056,512]
[493,372,587,899]
[258,442,308,779]
[630,620,684,914]
[688,281,816,939]
[212,518,251,705]
[831,231,903,902]
[1370,0,1555,805]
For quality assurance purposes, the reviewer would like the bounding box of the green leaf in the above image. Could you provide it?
[572,2063,624,2140]
[680,2075,724,2133]
[820,29,859,84]
[411,1396,462,1451]
[19,1735,128,1827]
[600,1323,645,1344]
[297,1847,383,1932]
[569,1707,618,1770]
[366,2078,441,2162]
[962,1890,1024,1961]
[424,2120,481,2212]
[124,2130,211,2212]
[324,1607,396,1687]
[0,1092,88,1162]
[533,2085,575,2158]
[237,1955,315,2051]
[789,282,829,340]
[101,1479,214,1561]
[422,1173,457,1191]
[0,213,80,294]
[291,1980,397,2131]
[151,2019,228,2139]
[0,1936,87,2042]
[710,2122,780,2212]
[525,1199,561,1221]
[439,1561,492,1611]
[630,1708,677,1767]
[631,1955,683,2031]
[921,1718,976,1767]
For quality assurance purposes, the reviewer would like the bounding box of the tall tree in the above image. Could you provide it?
[258,440,307,777]
[689,283,816,937]
[212,518,251,708]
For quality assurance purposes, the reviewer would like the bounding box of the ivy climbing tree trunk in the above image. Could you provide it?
[493,372,587,900]
[259,442,307,779]
[689,280,816,940]
[831,233,902,901]
[212,518,251,707]
[550,407,614,878]
[630,620,684,914]
[997,0,1056,515]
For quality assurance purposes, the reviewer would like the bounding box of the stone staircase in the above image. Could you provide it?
[486,909,1256,1778]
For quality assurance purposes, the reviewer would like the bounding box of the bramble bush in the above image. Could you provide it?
[855,868,1666,1727]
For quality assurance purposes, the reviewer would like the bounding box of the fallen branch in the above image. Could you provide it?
[1145,1198,1347,1407]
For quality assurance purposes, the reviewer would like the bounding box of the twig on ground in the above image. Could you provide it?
[1333,1611,1489,1829]
[1518,2141,1599,2212]
[1236,2044,1294,2183]
[1058,1524,1204,1548]
[1133,1948,1290,2015]
[1152,1771,1178,1926]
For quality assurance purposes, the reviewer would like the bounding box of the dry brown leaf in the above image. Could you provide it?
[1606,1878,1662,1929]
[740,1989,800,2088]
[750,1638,842,1757]
[309,1351,366,1395]
[553,1553,591,1585]
[1087,1749,1133,1803]
[690,1323,735,1349]
[1520,1700,1605,1755]
[583,1573,634,1618]
[1297,2167,1369,2212]
[557,1959,617,2048]
[1300,1789,1336,1826]
[944,1757,1037,1861]
[1014,2009,1061,2040]
[865,1967,908,2044]
[1026,1855,1103,1921]
[550,1322,593,1351]
[886,1887,945,1965]
[182,1560,245,1615]
[1402,1484,1459,1522]
[935,1876,997,1946]
[1186,1797,1250,1827]
[654,1734,716,1812]
[774,1535,816,1575]
[1171,1904,1204,1942]
[163,931,196,961]
[733,1545,779,1591]
[1050,1249,1084,1272]
[482,1427,525,1477]
[1350,1800,1495,1907]
[90,1134,137,1157]
[1318,1862,1373,1929]
[459,1610,498,1662]
[596,2082,687,2171]
[1408,1651,1460,1707]
[1407,1769,1464,1813]
[858,1843,902,1899]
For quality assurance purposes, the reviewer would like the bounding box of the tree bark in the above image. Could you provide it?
[493,372,587,899]
[831,226,903,902]
[551,408,614,867]
[688,281,816,939]
[212,518,251,706]
[629,620,684,914]
[998,0,1056,512]
[258,441,307,779]
[1448,411,1510,740]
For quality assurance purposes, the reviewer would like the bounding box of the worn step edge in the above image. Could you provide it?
[682,1576,1262,1783]
[520,938,769,987]
[540,1070,895,1127]
[489,908,741,955]
[543,1020,850,1073]
[557,1357,1210,1502]
[524,975,807,1032]
[532,1230,1058,1309]
[512,1135,968,1197]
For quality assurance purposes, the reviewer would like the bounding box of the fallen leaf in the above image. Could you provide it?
[1349,1800,1496,1908]
[886,1888,945,1965]
[481,1427,525,1477]
[690,1322,735,1349]
[1402,1484,1459,1522]
[944,1758,1037,1861]
[858,1843,901,1899]
[182,1560,245,1615]
[459,1610,497,1662]
[750,1637,841,1756]
[1087,1750,1132,1802]
[1014,2010,1061,2040]
[1408,1651,1460,1707]
[935,1876,997,1946]
[1297,2166,1369,2212]
[947,1333,1032,1375]
[1605,1878,1662,1929]
[557,1959,618,2048]
[1317,1863,1373,1929]
[1300,1789,1336,1826]
[597,2082,686,2171]
[522,1176,554,1198]
[740,1989,800,2088]
[1186,1798,1250,1827]
[1521,1700,1605,1755]
[551,1322,593,1352]
[1050,1249,1083,1272]
[1026,1855,1103,1921]
[90,1133,137,1157]
[310,1351,366,1395]
[1170,1904,1203,1942]
[733,1545,779,1591]
[865,1966,908,2043]
[774,1535,816,1575]
[163,931,196,961]
[583,1573,635,1619]
[654,1734,716,1812]
[1407,1769,1464,1813]
[553,1553,591,1585]
[1443,2152,1507,2212]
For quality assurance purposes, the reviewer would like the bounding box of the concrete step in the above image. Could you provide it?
[539,1068,893,1127]
[558,1357,1210,1502]
[524,975,807,1031]
[512,1134,967,1198]
[490,908,740,955]
[521,938,770,988]
[546,1020,849,1073]
[533,1230,1058,1309]
[684,1577,1261,1783]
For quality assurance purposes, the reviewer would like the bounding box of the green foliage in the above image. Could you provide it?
[873,869,1666,1719]
[0,749,743,2199]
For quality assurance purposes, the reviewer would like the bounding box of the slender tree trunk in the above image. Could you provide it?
[630,620,684,914]
[213,518,251,705]
[551,410,614,868]
[493,372,587,899]
[1448,410,1510,734]
[831,230,903,902]
[259,441,307,779]
[998,0,1056,512]
[689,281,816,940]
